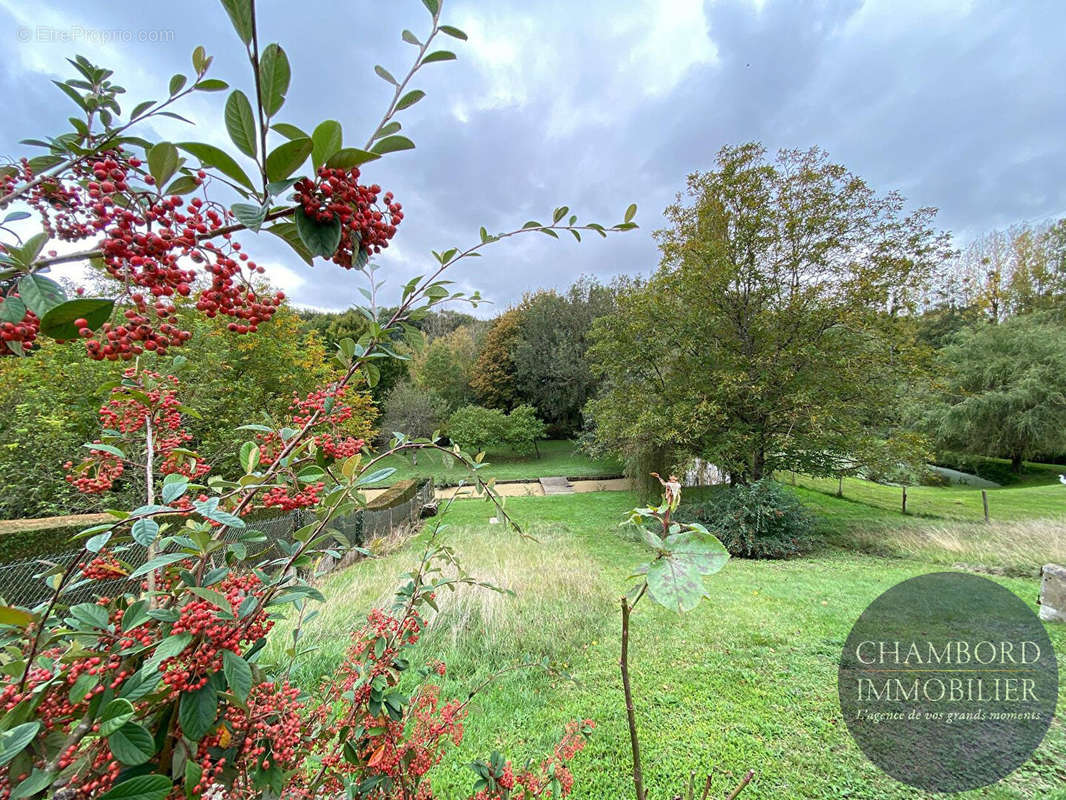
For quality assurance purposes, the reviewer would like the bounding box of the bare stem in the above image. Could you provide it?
[726,770,755,800]
[620,596,646,800]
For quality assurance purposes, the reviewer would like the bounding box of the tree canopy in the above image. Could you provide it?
[588,143,950,486]
[919,314,1066,471]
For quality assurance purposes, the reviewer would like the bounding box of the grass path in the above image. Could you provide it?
[271,492,1066,800]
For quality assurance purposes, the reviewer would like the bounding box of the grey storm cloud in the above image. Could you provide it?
[1,0,1063,314]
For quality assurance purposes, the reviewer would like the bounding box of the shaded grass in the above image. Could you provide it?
[367,439,622,487]
[271,492,1066,800]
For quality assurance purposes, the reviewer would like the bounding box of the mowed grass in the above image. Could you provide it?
[366,439,622,487]
[786,467,1065,524]
[268,491,1066,800]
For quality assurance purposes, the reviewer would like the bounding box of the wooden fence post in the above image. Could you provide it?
[837,475,843,498]
[982,490,990,523]
[901,485,907,514]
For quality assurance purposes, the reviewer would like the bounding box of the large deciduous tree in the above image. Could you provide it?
[588,143,949,487]
[470,307,523,410]
[920,315,1066,472]
[511,277,615,435]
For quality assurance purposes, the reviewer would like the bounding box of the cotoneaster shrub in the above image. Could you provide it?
[0,0,639,797]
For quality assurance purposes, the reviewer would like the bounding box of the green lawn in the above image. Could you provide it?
[269,491,1066,799]
[366,439,622,487]
[782,467,1065,525]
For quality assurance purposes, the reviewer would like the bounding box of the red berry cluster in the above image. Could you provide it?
[293,167,403,268]
[4,152,285,360]
[199,681,305,796]
[469,720,593,799]
[66,369,210,494]
[262,482,323,510]
[0,295,38,357]
[80,551,126,581]
[163,573,273,696]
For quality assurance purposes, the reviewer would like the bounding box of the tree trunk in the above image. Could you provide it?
[751,449,765,482]
[1011,453,1023,474]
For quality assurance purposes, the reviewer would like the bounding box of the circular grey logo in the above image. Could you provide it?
[838,572,1058,793]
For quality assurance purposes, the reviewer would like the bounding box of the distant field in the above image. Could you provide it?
[365,439,622,487]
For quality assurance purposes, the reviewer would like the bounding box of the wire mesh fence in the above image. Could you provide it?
[0,479,434,609]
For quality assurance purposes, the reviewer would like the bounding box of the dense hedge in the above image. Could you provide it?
[0,479,431,566]
[0,521,91,563]
[365,479,419,510]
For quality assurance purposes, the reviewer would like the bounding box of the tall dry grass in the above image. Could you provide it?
[842,517,1066,575]
[270,522,613,686]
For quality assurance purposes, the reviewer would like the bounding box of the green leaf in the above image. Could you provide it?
[0,296,26,324]
[218,0,253,45]
[84,443,126,459]
[53,80,87,111]
[11,768,53,799]
[294,207,342,259]
[178,684,217,742]
[192,497,246,529]
[374,65,398,85]
[401,29,421,46]
[86,530,113,553]
[177,142,256,192]
[165,175,200,195]
[98,698,135,737]
[265,137,312,182]
[130,553,191,579]
[311,120,343,171]
[224,90,258,159]
[147,142,180,186]
[131,518,160,547]
[396,90,426,110]
[421,50,457,64]
[12,233,49,267]
[258,43,290,117]
[222,650,252,701]
[439,25,468,40]
[421,0,440,14]
[239,441,260,473]
[324,148,380,170]
[271,122,309,140]
[108,722,156,766]
[646,558,704,613]
[193,78,228,92]
[0,606,35,628]
[99,774,173,800]
[370,135,416,156]
[0,722,39,767]
[644,532,729,614]
[230,202,267,232]
[162,476,189,504]
[17,274,66,316]
[624,203,637,223]
[266,222,314,266]
[662,530,730,576]
[38,298,114,339]
[169,74,187,95]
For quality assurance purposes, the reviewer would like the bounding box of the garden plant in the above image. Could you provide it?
[0,1,640,797]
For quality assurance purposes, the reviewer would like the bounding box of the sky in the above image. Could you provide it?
[1,0,1064,315]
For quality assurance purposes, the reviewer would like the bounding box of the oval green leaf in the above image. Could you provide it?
[39,298,114,339]
[294,207,342,259]
[224,90,257,159]
[265,137,312,182]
